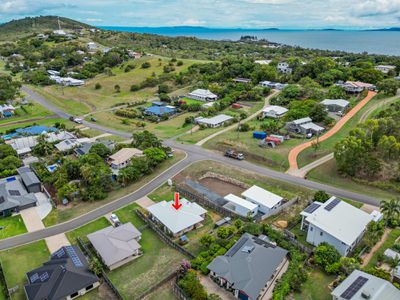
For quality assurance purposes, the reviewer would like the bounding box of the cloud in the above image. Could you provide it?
[86,18,103,22]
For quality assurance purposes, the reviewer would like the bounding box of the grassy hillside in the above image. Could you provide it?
[0,16,93,41]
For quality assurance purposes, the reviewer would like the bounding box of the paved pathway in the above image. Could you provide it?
[195,90,280,146]
[136,196,155,209]
[287,90,377,173]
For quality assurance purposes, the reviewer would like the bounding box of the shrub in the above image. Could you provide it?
[130,84,140,92]
[141,61,151,69]
[94,82,102,90]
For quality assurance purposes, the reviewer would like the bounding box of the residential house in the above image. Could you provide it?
[262,105,288,119]
[374,65,396,74]
[144,105,176,117]
[207,233,288,300]
[24,246,99,300]
[0,176,38,217]
[321,99,350,113]
[0,104,15,118]
[108,148,144,170]
[331,269,400,300]
[55,138,91,152]
[259,81,287,90]
[188,89,218,102]
[223,194,258,218]
[300,197,374,256]
[147,198,207,237]
[241,185,283,214]
[53,29,67,36]
[49,75,85,86]
[74,140,115,156]
[286,117,324,136]
[254,60,272,65]
[17,166,41,193]
[277,62,292,74]
[336,81,375,93]
[87,42,98,50]
[87,222,142,270]
[233,78,252,84]
[128,50,142,59]
[195,114,234,128]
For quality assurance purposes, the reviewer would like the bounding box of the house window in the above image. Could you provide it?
[320,232,323,236]
[310,227,313,231]
[70,292,79,298]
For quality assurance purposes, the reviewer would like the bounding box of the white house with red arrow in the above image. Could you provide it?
[147,197,207,237]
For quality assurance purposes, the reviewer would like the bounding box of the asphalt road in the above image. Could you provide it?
[0,86,380,250]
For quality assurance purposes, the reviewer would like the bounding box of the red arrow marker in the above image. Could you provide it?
[172,192,182,210]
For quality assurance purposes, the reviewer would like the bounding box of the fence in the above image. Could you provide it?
[172,283,190,300]
[135,209,195,259]
[76,237,124,300]
[133,271,178,300]
[282,229,313,254]
[176,185,246,220]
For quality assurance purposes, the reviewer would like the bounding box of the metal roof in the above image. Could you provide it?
[224,194,258,211]
[241,185,283,209]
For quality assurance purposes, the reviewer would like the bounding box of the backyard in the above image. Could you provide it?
[292,269,335,300]
[366,227,400,269]
[0,240,50,300]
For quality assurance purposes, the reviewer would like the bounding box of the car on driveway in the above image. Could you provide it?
[110,214,121,227]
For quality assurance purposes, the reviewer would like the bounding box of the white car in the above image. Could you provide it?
[74,118,83,124]
[110,214,121,226]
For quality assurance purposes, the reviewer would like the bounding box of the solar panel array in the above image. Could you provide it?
[30,273,39,283]
[304,203,321,214]
[39,272,49,282]
[65,246,83,267]
[340,276,368,300]
[324,198,340,211]
[8,190,21,196]
[52,247,66,258]
[226,237,248,257]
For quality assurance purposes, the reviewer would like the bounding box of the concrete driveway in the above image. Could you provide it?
[45,234,71,253]
[20,208,45,232]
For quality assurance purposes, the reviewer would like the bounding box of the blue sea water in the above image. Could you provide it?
[100,26,400,56]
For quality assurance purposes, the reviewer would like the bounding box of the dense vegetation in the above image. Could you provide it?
[335,101,400,191]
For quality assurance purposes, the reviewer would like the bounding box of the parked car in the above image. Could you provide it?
[90,117,97,122]
[68,116,75,121]
[225,149,245,160]
[110,214,121,227]
[73,118,83,124]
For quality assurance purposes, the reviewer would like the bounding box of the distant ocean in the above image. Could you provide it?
[100,26,400,56]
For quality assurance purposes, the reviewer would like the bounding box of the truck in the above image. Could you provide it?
[225,149,245,160]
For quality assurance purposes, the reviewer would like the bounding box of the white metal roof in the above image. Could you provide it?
[188,89,218,98]
[262,105,288,115]
[224,194,258,211]
[292,117,312,125]
[241,185,283,209]
[197,114,233,126]
[321,99,350,108]
[147,198,207,234]
[301,197,373,246]
[300,122,324,131]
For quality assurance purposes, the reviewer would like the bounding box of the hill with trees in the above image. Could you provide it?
[0,16,93,41]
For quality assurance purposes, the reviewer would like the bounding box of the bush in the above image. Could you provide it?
[94,82,102,90]
[314,242,341,274]
[141,62,151,69]
[313,191,330,203]
[130,84,140,91]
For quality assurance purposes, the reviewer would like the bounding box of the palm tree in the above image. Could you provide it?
[380,198,400,226]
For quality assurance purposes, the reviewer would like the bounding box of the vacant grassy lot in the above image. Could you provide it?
[66,217,110,243]
[293,269,335,300]
[0,240,50,300]
[308,159,398,201]
[43,151,185,227]
[0,215,27,240]
[204,121,306,171]
[106,203,187,299]
[366,227,400,269]
[38,57,204,115]
[0,117,73,134]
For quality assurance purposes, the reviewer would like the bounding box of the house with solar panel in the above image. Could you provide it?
[300,197,375,256]
[207,233,288,300]
[331,269,400,300]
[24,245,99,300]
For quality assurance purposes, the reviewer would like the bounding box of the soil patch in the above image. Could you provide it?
[199,177,245,197]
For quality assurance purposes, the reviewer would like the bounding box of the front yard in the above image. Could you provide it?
[0,240,50,300]
[0,215,27,240]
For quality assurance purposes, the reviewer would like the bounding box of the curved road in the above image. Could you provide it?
[0,86,381,250]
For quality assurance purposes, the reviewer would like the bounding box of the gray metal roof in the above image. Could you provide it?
[24,246,99,300]
[331,269,400,300]
[87,223,141,267]
[0,179,37,212]
[207,233,287,299]
[17,166,40,187]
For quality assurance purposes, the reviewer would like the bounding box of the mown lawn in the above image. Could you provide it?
[0,215,27,240]
[148,183,175,202]
[0,117,74,134]
[0,240,50,300]
[0,103,52,126]
[308,159,398,201]
[106,204,187,299]
[65,217,110,243]
[366,227,400,269]
[293,269,335,300]
[43,151,185,227]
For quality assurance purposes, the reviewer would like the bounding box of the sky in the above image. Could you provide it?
[0,0,400,29]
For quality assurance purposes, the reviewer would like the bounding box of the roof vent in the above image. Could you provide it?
[361,290,371,299]
[241,245,255,253]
